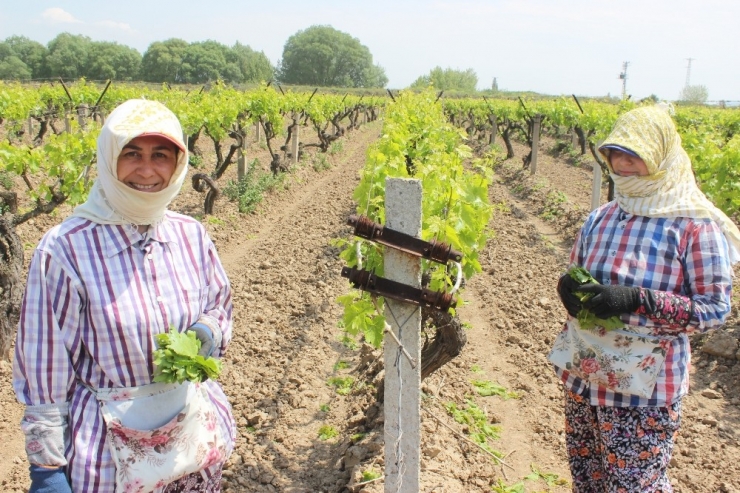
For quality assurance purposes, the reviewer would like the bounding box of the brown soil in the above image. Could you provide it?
[1,125,739,493]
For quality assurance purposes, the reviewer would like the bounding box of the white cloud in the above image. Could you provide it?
[95,20,134,32]
[41,7,83,24]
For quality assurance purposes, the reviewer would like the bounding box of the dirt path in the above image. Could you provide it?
[1,125,739,493]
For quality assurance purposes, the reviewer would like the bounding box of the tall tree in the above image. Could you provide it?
[44,33,91,79]
[230,42,274,83]
[0,53,32,80]
[86,41,141,80]
[679,85,709,104]
[411,67,479,92]
[277,25,387,88]
[3,36,46,78]
[140,39,189,83]
[181,40,234,83]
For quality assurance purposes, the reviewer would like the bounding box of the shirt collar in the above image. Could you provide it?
[101,216,179,257]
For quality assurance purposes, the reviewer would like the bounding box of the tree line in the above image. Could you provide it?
[0,33,274,85]
[0,25,486,92]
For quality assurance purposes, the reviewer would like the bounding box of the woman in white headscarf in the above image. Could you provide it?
[13,99,236,493]
[550,105,737,492]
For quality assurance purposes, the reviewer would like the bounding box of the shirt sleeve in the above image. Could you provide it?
[13,246,82,406]
[198,234,233,357]
[643,219,732,334]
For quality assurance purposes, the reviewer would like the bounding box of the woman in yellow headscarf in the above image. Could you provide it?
[550,105,737,491]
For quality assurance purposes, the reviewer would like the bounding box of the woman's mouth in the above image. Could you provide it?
[127,183,159,191]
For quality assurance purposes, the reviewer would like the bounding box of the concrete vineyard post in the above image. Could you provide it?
[255,122,262,143]
[291,122,300,164]
[591,162,602,210]
[27,117,33,137]
[77,104,88,131]
[384,178,422,493]
[237,134,248,181]
[530,114,542,175]
[64,113,71,134]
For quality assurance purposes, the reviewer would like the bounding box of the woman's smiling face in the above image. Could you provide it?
[116,135,178,193]
[609,149,649,177]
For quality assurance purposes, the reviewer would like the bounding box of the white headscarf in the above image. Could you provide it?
[71,99,188,226]
[600,105,740,264]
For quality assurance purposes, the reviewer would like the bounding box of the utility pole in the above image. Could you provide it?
[684,58,694,88]
[618,61,630,100]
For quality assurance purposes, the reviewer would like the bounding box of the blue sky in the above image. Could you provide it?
[2,0,739,101]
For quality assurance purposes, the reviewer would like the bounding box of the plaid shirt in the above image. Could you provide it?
[13,212,235,493]
[554,202,733,407]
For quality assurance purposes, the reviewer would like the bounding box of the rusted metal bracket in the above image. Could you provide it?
[348,215,462,264]
[341,266,456,312]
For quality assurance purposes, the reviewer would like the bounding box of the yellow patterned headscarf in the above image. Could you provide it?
[600,105,740,263]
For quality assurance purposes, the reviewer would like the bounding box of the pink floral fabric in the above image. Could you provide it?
[102,383,229,493]
[638,289,693,332]
[549,320,673,398]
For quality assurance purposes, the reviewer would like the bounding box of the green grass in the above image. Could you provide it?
[318,425,338,440]
[327,376,354,395]
[471,380,520,399]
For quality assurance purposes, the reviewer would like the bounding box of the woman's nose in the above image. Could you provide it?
[136,159,156,176]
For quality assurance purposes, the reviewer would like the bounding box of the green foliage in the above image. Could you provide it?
[411,66,479,92]
[318,425,339,440]
[339,88,492,348]
[568,267,624,331]
[320,403,330,412]
[312,154,331,172]
[333,360,350,371]
[350,432,366,443]
[328,140,344,155]
[361,468,382,481]
[524,463,569,487]
[277,25,387,88]
[679,85,709,104]
[490,479,526,493]
[152,330,222,383]
[327,376,354,395]
[444,400,502,458]
[223,159,283,213]
[471,380,520,399]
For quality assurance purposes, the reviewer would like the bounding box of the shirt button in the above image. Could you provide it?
[611,251,616,256]
[147,254,153,260]
[605,280,611,284]
[156,296,163,303]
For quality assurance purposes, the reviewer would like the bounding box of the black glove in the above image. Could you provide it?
[578,284,642,319]
[557,273,583,317]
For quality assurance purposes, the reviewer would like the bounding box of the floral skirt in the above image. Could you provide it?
[564,390,681,493]
[163,469,222,493]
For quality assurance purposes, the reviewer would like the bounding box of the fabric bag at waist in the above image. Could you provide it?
[83,381,189,430]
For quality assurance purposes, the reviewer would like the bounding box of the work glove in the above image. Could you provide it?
[189,322,215,357]
[557,273,583,317]
[29,465,72,493]
[578,284,642,319]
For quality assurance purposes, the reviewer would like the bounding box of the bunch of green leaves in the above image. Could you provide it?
[568,266,624,331]
[152,330,222,383]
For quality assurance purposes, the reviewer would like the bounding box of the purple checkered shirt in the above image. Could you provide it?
[13,212,235,492]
